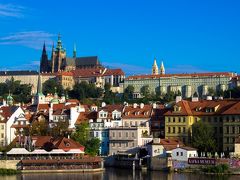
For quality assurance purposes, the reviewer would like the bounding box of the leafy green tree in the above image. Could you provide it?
[71,122,100,156]
[192,121,216,154]
[140,85,150,98]
[43,78,64,96]
[123,85,134,100]
[50,121,69,137]
[30,121,48,136]
[85,138,100,156]
[163,91,175,102]
[71,122,89,146]
[70,82,103,100]
[207,87,215,96]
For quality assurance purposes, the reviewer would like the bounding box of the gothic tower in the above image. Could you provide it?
[51,34,66,73]
[152,58,159,75]
[160,61,165,75]
[40,42,49,73]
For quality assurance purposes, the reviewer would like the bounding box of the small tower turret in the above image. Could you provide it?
[73,43,77,58]
[6,91,14,106]
[160,61,165,75]
[152,58,159,75]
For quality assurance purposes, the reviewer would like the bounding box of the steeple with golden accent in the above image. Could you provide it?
[160,61,165,75]
[152,58,159,75]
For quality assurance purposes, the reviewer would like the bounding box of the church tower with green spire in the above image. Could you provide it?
[33,74,45,105]
[51,33,66,73]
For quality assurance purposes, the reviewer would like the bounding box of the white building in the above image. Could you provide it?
[171,146,197,161]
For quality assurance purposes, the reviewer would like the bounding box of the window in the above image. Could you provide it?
[119,132,121,137]
[112,143,115,147]
[1,133,3,138]
[178,127,181,133]
[232,127,235,134]
[96,132,99,137]
[112,132,115,137]
[173,127,175,133]
[183,117,186,123]
[176,152,179,156]
[181,152,183,156]
[173,117,175,123]
[168,127,171,133]
[132,132,135,138]
[183,127,186,133]
[1,125,4,130]
[126,132,128,137]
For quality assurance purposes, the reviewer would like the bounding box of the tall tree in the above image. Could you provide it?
[43,78,64,96]
[123,85,134,100]
[192,121,216,154]
[140,85,150,98]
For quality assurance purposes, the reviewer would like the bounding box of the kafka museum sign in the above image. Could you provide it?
[188,158,216,165]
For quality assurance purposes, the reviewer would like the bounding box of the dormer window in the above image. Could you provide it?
[174,105,181,112]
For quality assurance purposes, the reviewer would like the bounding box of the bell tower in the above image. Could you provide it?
[152,58,159,75]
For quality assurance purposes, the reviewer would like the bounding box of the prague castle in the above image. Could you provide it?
[40,34,101,73]
[124,58,235,98]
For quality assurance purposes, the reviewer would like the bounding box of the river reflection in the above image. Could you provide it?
[1,168,240,180]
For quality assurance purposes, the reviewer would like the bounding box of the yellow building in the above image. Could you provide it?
[56,71,75,90]
[164,99,240,153]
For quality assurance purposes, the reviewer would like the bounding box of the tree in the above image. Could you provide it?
[140,85,150,98]
[85,138,100,156]
[192,121,216,155]
[71,122,100,156]
[163,91,175,102]
[50,121,69,137]
[123,85,134,100]
[30,120,48,136]
[71,122,89,146]
[69,82,103,100]
[207,87,215,96]
[43,78,64,96]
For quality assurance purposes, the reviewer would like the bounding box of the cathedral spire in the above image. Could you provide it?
[73,43,77,58]
[160,61,165,75]
[56,33,62,51]
[152,57,159,75]
[40,42,49,73]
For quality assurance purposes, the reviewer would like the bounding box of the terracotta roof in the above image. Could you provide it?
[0,106,19,123]
[75,111,97,125]
[122,104,153,119]
[104,69,124,76]
[66,99,80,104]
[164,99,240,116]
[72,68,105,77]
[57,71,73,76]
[126,72,234,80]
[53,137,85,151]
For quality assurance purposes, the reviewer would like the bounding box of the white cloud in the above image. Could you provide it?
[0,31,56,50]
[0,4,25,18]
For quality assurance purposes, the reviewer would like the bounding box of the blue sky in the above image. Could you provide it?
[0,0,240,75]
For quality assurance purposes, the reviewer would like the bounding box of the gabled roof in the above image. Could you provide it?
[126,72,234,80]
[0,106,19,123]
[122,104,153,119]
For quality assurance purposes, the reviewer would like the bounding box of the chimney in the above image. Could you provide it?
[175,96,182,103]
[206,96,212,101]
[140,103,144,109]
[101,102,106,107]
[152,103,157,109]
[133,103,138,108]
[191,97,199,102]
[153,138,160,144]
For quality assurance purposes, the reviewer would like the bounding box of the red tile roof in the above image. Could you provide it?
[126,72,234,80]
[122,104,153,119]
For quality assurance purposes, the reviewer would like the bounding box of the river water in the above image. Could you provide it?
[1,168,240,180]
